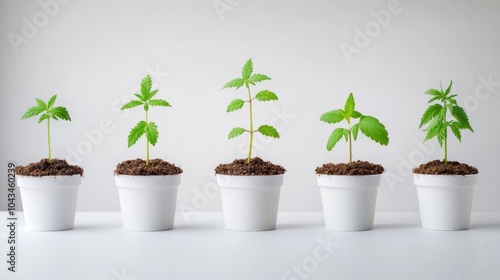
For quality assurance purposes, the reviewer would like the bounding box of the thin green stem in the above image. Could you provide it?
[443,102,448,164]
[146,110,150,165]
[47,117,51,162]
[347,122,352,164]
[247,83,253,164]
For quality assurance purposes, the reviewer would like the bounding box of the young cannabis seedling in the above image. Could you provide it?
[222,58,280,164]
[21,95,71,162]
[419,80,473,164]
[121,75,171,165]
[320,93,389,163]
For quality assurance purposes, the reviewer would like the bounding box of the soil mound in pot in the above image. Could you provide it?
[413,160,478,175]
[316,161,384,175]
[115,158,183,176]
[16,159,84,176]
[215,157,286,176]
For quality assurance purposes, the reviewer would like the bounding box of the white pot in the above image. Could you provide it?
[17,175,82,231]
[317,174,380,231]
[217,174,284,231]
[414,174,477,230]
[115,175,180,231]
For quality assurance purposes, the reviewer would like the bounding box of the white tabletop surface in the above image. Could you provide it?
[1,212,499,280]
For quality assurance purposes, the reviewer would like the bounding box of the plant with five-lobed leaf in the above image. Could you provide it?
[21,95,71,162]
[222,58,280,164]
[121,75,171,165]
[320,93,389,163]
[418,80,474,164]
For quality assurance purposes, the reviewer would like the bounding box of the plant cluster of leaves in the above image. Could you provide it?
[320,93,389,163]
[121,75,171,165]
[419,80,473,163]
[222,59,280,164]
[21,95,71,162]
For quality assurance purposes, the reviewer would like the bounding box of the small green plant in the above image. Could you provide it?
[320,93,389,163]
[121,75,171,165]
[419,80,473,164]
[222,58,280,164]
[21,95,71,162]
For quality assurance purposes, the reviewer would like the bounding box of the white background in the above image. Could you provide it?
[1,0,499,212]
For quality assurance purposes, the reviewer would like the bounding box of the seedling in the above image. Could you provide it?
[419,80,473,164]
[21,95,71,162]
[222,58,280,164]
[320,93,389,163]
[121,75,171,165]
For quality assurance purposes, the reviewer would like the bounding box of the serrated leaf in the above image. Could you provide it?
[320,110,344,124]
[258,125,280,138]
[141,75,153,100]
[326,128,346,151]
[35,98,47,109]
[351,123,359,140]
[424,116,444,143]
[255,90,278,102]
[450,105,473,131]
[419,104,443,128]
[149,89,158,99]
[51,106,71,121]
[351,111,362,118]
[242,59,253,79]
[227,99,245,112]
[222,78,245,89]
[342,129,349,142]
[425,89,442,96]
[145,122,159,146]
[450,122,462,142]
[38,114,50,123]
[358,116,389,145]
[149,99,171,107]
[144,104,149,111]
[121,100,144,110]
[344,93,355,118]
[21,106,45,119]
[134,93,146,102]
[128,121,147,147]
[427,95,441,103]
[47,95,57,108]
[248,73,271,84]
[228,127,246,139]
[444,80,452,96]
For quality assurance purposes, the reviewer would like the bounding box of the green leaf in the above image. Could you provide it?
[344,93,355,118]
[51,106,71,121]
[242,59,253,79]
[145,122,159,146]
[450,121,462,142]
[326,128,346,151]
[149,99,171,107]
[427,95,441,103]
[351,111,362,118]
[342,129,349,142]
[450,105,473,131]
[424,116,444,143]
[358,116,389,145]
[149,89,158,99]
[121,100,144,110]
[128,121,147,147]
[351,123,359,140]
[35,98,47,109]
[255,90,278,102]
[222,78,245,89]
[144,104,149,111]
[320,110,344,124]
[228,127,246,139]
[258,125,280,138]
[134,93,146,102]
[47,95,57,109]
[444,80,452,96]
[419,104,443,128]
[38,114,50,123]
[141,75,153,100]
[227,99,245,112]
[425,89,442,96]
[21,106,45,119]
[248,74,271,84]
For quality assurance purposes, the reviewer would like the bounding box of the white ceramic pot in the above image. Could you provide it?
[217,174,284,231]
[317,174,380,231]
[17,175,82,231]
[115,174,181,231]
[414,174,477,230]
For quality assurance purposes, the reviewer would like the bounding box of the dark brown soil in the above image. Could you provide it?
[115,158,183,176]
[413,160,478,175]
[215,157,286,176]
[316,161,384,175]
[15,159,84,177]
